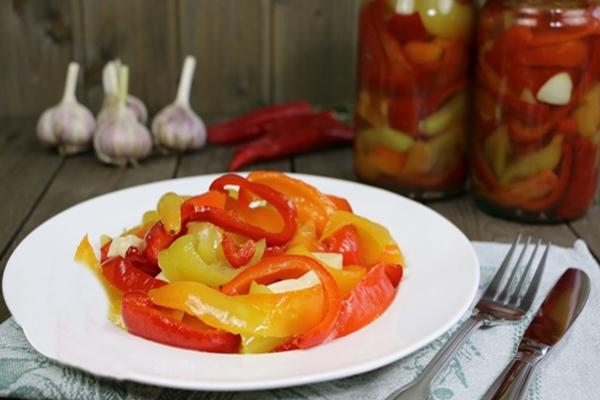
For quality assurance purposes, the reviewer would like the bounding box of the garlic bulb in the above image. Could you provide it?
[97,61,147,125]
[152,56,206,153]
[94,65,153,167]
[36,62,95,155]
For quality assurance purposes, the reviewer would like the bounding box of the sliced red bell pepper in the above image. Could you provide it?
[185,174,297,247]
[517,40,589,68]
[222,255,341,349]
[125,246,160,276]
[100,241,111,262]
[388,96,423,135]
[326,194,353,213]
[207,101,312,144]
[387,12,429,44]
[323,224,364,266]
[519,141,573,212]
[556,137,598,219]
[425,78,467,115]
[530,23,600,47]
[222,234,256,268]
[334,262,403,338]
[101,256,167,293]
[180,190,226,222]
[122,292,240,353]
[143,222,176,267]
[485,25,533,74]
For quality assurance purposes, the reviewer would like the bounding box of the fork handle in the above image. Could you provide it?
[385,314,486,400]
[481,345,548,400]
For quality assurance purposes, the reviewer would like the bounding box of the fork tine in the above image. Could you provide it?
[484,234,521,299]
[519,242,551,312]
[497,236,531,302]
[508,239,540,306]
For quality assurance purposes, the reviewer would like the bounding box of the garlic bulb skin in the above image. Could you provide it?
[36,62,95,155]
[152,56,206,153]
[94,108,153,166]
[93,65,153,166]
[97,61,148,126]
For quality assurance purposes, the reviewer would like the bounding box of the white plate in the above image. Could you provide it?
[2,173,479,391]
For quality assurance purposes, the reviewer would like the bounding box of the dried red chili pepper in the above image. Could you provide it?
[207,101,312,144]
[228,112,353,171]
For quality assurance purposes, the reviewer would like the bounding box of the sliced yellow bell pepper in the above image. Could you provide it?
[500,135,564,185]
[157,234,239,286]
[574,83,600,140]
[358,127,415,154]
[417,0,474,40]
[288,220,322,252]
[149,281,324,338]
[484,125,511,178]
[157,192,182,235]
[356,91,388,127]
[420,92,467,136]
[321,211,397,265]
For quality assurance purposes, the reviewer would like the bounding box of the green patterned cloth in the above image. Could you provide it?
[1,241,599,400]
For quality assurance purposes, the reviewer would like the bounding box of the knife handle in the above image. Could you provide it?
[482,343,548,400]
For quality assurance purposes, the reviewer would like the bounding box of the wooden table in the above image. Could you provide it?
[1,117,598,321]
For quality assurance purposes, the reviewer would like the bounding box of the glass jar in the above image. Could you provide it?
[472,0,600,222]
[354,0,475,200]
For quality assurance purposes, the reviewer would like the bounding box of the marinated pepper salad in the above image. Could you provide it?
[74,172,404,354]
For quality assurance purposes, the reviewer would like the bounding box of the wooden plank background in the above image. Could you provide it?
[0,0,360,120]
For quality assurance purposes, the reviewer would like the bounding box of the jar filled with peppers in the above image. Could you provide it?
[473,0,600,221]
[354,0,475,199]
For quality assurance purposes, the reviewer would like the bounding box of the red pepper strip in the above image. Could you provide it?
[228,114,354,172]
[334,263,403,338]
[517,40,589,68]
[323,224,363,266]
[222,234,256,268]
[435,40,468,88]
[519,142,573,212]
[425,78,467,115]
[100,241,111,262]
[184,174,297,247]
[556,137,599,220]
[125,246,160,276]
[388,96,423,135]
[102,256,167,293]
[222,255,341,349]
[478,61,551,126]
[143,222,176,267]
[207,101,312,145]
[180,191,227,222]
[386,12,429,44]
[326,194,353,212]
[530,24,600,47]
[484,25,533,74]
[122,292,240,353]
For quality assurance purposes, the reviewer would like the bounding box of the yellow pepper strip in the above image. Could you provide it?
[321,211,397,266]
[187,222,225,266]
[74,235,124,328]
[484,126,511,178]
[157,192,183,235]
[358,127,415,154]
[500,135,563,185]
[288,220,323,252]
[420,92,467,136]
[575,83,600,140]
[149,281,324,338]
[379,243,406,267]
[356,91,388,127]
[286,245,366,297]
[158,234,239,286]
[142,210,159,226]
[417,0,474,40]
[240,282,288,354]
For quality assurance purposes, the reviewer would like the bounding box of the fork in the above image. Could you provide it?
[385,235,550,400]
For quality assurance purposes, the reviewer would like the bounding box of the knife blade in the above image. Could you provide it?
[482,268,590,400]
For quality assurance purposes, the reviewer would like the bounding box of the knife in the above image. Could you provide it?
[482,268,590,400]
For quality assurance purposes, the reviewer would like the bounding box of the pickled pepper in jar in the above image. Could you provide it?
[354,0,475,199]
[472,0,600,222]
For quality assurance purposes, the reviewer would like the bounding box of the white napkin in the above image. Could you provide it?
[1,240,598,400]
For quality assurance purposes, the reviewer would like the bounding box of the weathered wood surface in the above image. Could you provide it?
[0,0,361,119]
